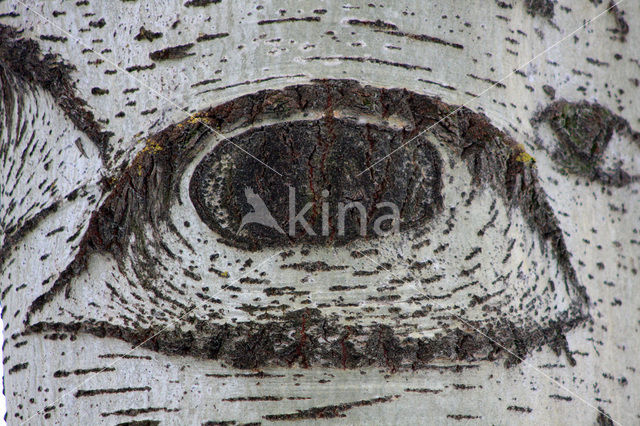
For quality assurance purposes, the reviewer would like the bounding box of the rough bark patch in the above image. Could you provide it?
[26,311,584,370]
[26,80,589,369]
[533,99,640,186]
[0,24,111,158]
[190,119,443,249]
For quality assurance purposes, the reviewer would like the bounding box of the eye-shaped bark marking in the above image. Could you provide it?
[533,100,640,187]
[25,80,589,370]
[189,119,443,249]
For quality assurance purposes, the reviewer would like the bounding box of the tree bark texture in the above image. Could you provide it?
[1,1,639,424]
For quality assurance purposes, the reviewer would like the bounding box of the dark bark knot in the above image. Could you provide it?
[189,119,443,249]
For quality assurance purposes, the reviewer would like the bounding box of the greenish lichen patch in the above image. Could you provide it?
[534,100,639,186]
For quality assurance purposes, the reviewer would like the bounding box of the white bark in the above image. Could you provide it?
[1,1,639,425]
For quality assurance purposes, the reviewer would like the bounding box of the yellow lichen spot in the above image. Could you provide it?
[187,115,202,125]
[221,271,229,278]
[515,145,536,166]
[141,139,163,155]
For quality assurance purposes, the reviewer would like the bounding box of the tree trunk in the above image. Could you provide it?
[1,1,639,424]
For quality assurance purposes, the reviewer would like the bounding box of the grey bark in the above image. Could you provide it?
[1,1,639,425]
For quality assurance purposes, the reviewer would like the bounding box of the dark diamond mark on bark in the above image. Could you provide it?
[533,100,640,186]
